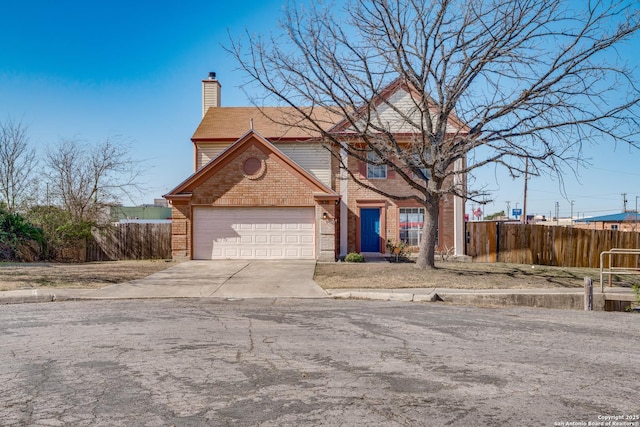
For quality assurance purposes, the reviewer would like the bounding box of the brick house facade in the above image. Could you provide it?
[164,74,466,261]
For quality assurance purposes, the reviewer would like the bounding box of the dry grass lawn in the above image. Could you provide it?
[2,259,635,292]
[314,261,607,289]
[0,260,176,291]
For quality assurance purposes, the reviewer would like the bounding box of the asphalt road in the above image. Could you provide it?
[1,299,638,426]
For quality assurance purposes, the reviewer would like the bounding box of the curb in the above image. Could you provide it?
[329,289,598,310]
[329,290,442,302]
[0,290,57,305]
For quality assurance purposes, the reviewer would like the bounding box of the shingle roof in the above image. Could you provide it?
[574,212,640,222]
[192,107,342,141]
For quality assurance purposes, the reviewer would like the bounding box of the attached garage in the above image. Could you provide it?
[193,207,315,260]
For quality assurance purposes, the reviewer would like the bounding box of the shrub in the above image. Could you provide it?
[632,284,640,310]
[386,239,411,262]
[25,206,94,260]
[344,252,365,263]
[0,207,44,261]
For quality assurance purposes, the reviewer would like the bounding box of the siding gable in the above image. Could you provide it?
[197,142,230,169]
[371,89,459,134]
[196,141,331,187]
[277,144,331,187]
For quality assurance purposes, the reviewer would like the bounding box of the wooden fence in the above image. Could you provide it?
[86,223,171,261]
[466,222,640,268]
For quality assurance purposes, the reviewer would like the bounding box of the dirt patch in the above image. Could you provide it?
[0,260,176,291]
[314,261,604,289]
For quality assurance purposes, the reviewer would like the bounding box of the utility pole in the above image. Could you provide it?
[523,158,529,224]
[555,201,559,225]
[506,201,511,220]
[633,196,638,231]
[622,193,628,212]
[570,200,574,226]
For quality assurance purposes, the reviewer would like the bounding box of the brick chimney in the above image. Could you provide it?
[202,72,221,117]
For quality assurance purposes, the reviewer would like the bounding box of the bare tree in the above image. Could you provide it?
[45,138,142,223]
[230,0,640,268]
[0,118,38,213]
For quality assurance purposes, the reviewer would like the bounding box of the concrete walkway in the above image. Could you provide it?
[0,261,328,303]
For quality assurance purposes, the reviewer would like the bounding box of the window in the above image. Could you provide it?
[366,151,387,179]
[400,208,423,246]
[399,207,438,246]
[413,153,431,182]
[611,224,619,230]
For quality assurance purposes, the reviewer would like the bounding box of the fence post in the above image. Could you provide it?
[496,221,501,263]
[584,277,593,311]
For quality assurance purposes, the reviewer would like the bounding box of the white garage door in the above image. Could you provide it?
[193,207,315,260]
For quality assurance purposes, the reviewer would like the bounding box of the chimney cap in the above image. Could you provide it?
[208,71,217,80]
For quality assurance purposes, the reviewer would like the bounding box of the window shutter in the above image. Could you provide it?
[358,161,367,178]
[387,167,395,179]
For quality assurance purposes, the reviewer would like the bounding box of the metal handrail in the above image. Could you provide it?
[599,248,640,292]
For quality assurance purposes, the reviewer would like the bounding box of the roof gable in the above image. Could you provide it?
[165,130,337,199]
[330,78,470,134]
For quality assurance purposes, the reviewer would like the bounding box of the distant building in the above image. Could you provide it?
[573,212,640,231]
[110,204,172,223]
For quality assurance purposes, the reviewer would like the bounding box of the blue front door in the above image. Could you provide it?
[360,208,381,252]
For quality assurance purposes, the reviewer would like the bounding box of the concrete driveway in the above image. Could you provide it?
[88,260,328,299]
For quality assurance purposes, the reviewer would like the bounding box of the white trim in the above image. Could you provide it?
[453,158,465,256]
[340,147,349,257]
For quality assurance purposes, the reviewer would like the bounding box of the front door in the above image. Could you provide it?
[360,208,381,252]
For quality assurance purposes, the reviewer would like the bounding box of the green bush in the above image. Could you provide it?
[632,284,640,309]
[344,252,365,263]
[0,207,44,261]
[25,206,95,260]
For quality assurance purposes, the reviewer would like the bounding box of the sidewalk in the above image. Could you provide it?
[2,284,635,311]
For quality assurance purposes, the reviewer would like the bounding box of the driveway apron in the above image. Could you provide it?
[90,260,327,299]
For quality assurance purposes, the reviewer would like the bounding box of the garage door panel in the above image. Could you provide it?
[193,208,315,260]
[270,248,284,257]
[285,235,299,244]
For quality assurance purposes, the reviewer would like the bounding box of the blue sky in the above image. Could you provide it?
[1,1,639,219]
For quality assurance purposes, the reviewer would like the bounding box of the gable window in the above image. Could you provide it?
[366,151,387,179]
[399,207,438,247]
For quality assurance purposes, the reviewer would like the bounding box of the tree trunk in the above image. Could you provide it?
[415,198,440,269]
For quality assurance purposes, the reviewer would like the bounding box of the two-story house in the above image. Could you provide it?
[164,73,466,261]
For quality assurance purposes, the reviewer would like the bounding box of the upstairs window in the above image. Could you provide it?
[366,151,387,179]
[413,153,431,182]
